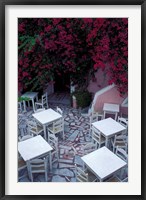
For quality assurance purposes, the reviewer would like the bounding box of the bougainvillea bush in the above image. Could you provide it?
[18,18,128,95]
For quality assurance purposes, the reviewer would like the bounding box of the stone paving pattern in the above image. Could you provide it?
[18,103,127,182]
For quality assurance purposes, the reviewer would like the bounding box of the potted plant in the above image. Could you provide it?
[72,90,92,109]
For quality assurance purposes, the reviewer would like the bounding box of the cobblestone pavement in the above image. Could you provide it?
[18,103,127,182]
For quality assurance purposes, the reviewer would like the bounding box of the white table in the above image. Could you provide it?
[18,135,53,176]
[103,103,120,120]
[81,146,127,182]
[92,118,126,147]
[21,92,38,112]
[32,108,62,140]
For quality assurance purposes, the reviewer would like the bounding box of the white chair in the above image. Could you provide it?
[118,117,128,128]
[111,134,128,153]
[75,164,97,182]
[115,146,128,163]
[35,93,48,110]
[28,157,49,182]
[91,126,106,148]
[89,111,103,130]
[18,101,23,113]
[117,116,128,135]
[27,119,44,136]
[47,118,64,140]
[115,146,128,180]
[56,106,63,115]
[48,133,59,163]
[82,142,97,155]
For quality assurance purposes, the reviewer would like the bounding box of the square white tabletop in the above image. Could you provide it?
[92,117,126,138]
[21,91,38,99]
[32,108,62,125]
[81,146,127,181]
[103,103,119,113]
[18,135,53,161]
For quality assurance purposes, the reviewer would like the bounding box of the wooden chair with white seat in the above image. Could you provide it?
[27,119,44,137]
[47,117,64,140]
[117,117,128,128]
[28,157,49,182]
[117,116,128,135]
[115,146,128,180]
[115,146,128,163]
[75,164,97,182]
[47,133,59,163]
[56,106,63,115]
[89,110,103,130]
[35,92,48,110]
[91,126,106,149]
[111,134,128,153]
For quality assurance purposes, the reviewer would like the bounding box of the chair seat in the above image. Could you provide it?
[31,125,43,134]
[48,126,62,134]
[115,141,127,146]
[35,100,42,105]
[106,176,121,182]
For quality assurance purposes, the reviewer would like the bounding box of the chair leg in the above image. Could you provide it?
[56,151,59,161]
[62,130,65,140]
[30,172,33,182]
[45,171,48,182]
[98,143,101,149]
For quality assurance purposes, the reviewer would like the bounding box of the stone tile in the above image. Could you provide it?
[67,130,79,142]
[52,175,67,182]
[70,177,76,182]
[53,168,74,177]
[60,149,65,154]
[59,145,72,150]
[74,155,84,167]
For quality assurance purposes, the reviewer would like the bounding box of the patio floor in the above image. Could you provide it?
[18,102,127,182]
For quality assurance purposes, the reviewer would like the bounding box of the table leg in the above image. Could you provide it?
[103,111,106,119]
[32,99,35,112]
[105,137,108,147]
[43,125,47,140]
[49,152,52,171]
[23,100,26,112]
[115,112,118,121]
[26,161,31,181]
